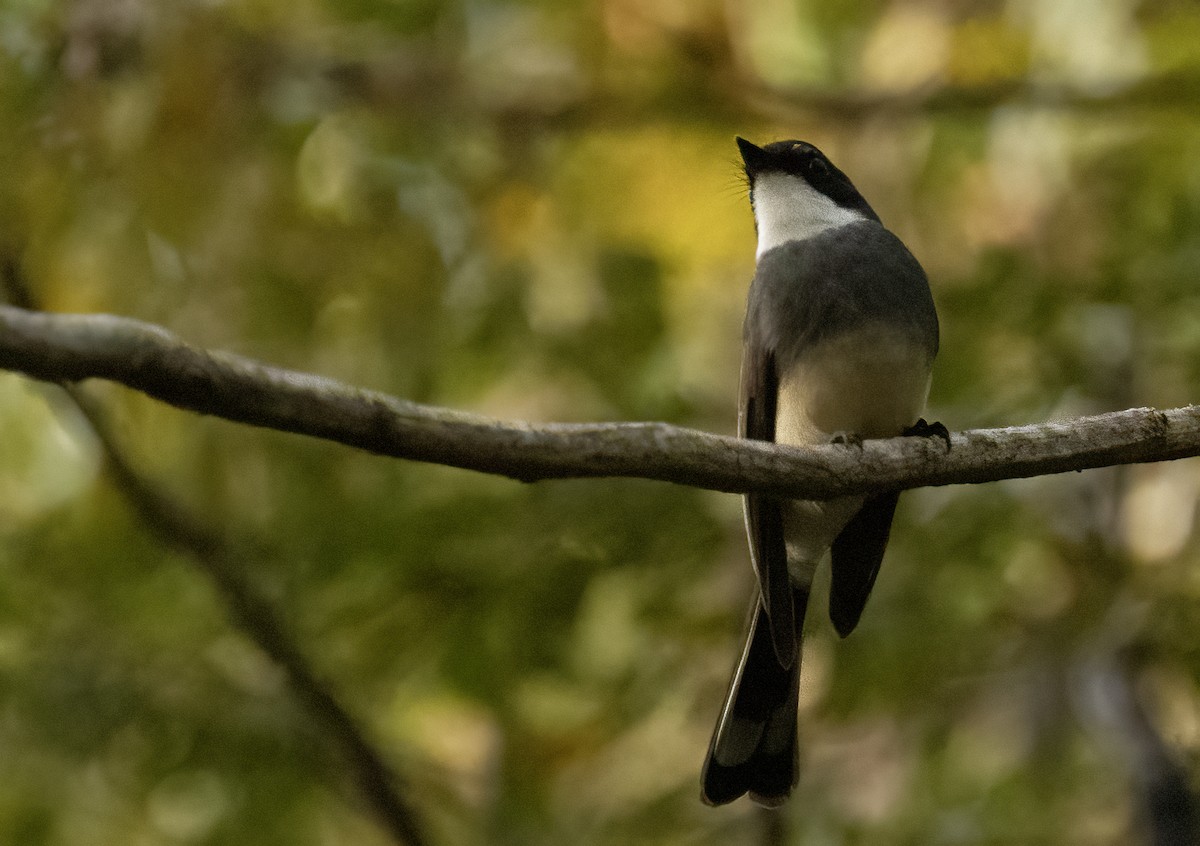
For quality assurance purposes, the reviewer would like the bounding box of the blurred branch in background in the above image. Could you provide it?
[1078,640,1200,846]
[0,263,428,846]
[754,71,1200,122]
[69,391,430,846]
[0,304,1198,500]
[55,4,1200,137]
[303,58,1200,131]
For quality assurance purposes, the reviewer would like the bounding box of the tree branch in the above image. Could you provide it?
[0,304,1197,497]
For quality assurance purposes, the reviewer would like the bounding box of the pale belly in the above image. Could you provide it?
[773,325,933,578]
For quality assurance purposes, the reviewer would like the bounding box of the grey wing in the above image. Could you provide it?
[739,340,797,670]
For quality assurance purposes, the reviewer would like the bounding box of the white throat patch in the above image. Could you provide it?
[752,172,866,260]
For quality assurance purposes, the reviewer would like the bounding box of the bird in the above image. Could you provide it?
[700,137,942,807]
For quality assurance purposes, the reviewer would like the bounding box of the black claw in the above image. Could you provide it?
[831,431,864,449]
[903,418,951,450]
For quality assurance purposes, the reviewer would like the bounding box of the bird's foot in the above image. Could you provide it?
[904,418,951,450]
[830,431,864,449]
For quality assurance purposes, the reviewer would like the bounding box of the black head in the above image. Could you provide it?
[735,136,879,223]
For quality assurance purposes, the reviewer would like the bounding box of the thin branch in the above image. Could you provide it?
[318,45,1200,125]
[73,392,429,846]
[0,272,427,846]
[749,71,1200,121]
[0,305,1198,499]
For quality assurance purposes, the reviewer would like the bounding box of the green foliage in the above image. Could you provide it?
[2,1,1200,844]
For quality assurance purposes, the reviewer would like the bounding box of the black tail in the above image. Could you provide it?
[701,587,807,807]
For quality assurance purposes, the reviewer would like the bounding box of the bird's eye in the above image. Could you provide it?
[808,157,829,176]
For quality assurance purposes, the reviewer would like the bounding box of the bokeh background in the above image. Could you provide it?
[2,1,1200,844]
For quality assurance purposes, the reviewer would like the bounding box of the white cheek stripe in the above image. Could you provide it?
[753,172,864,260]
